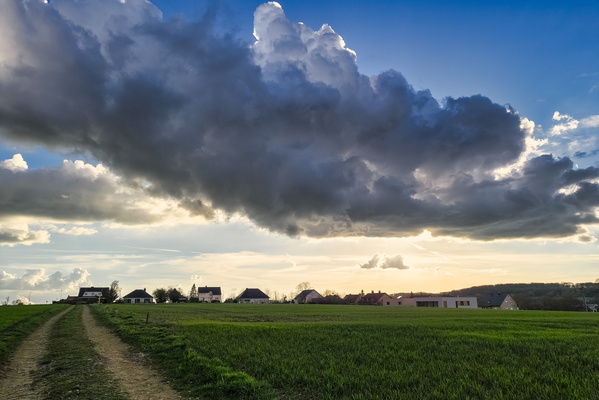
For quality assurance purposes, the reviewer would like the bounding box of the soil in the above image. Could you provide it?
[81,305,187,400]
[0,308,71,400]
[0,306,189,400]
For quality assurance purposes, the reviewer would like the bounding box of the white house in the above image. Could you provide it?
[198,286,222,303]
[236,288,270,304]
[77,287,110,304]
[399,296,478,309]
[293,289,323,304]
[122,289,154,304]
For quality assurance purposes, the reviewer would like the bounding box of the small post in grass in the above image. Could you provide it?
[146,312,150,324]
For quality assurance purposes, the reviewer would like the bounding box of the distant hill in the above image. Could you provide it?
[395,282,599,311]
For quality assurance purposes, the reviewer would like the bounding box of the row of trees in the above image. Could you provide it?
[446,281,599,311]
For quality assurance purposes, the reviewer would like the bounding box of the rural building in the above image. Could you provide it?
[400,296,478,308]
[320,294,344,304]
[478,293,518,310]
[359,291,401,306]
[198,286,222,302]
[293,289,323,304]
[236,288,270,304]
[343,294,362,304]
[122,289,154,304]
[77,287,110,304]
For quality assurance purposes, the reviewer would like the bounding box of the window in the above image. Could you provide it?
[416,301,438,307]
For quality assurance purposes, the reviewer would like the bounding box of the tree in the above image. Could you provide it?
[107,280,121,303]
[167,287,185,303]
[295,281,311,296]
[189,284,199,303]
[153,288,168,303]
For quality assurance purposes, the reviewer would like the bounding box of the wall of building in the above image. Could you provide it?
[399,297,478,308]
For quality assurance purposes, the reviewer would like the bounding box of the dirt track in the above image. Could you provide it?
[0,308,71,400]
[0,306,187,400]
[81,306,185,399]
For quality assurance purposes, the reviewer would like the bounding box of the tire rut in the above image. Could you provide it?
[0,307,73,400]
[81,305,188,400]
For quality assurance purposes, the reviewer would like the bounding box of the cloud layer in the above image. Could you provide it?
[0,0,597,241]
[360,254,410,270]
[0,267,91,290]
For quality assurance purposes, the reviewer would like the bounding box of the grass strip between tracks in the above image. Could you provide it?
[35,306,128,400]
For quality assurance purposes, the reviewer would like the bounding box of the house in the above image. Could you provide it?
[77,287,110,304]
[293,289,323,304]
[319,294,344,304]
[122,289,154,304]
[358,291,401,306]
[236,288,270,304]
[400,296,478,309]
[198,286,222,303]
[343,294,362,304]
[478,293,518,310]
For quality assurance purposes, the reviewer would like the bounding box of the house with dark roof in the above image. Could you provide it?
[358,291,401,306]
[320,294,344,304]
[343,294,362,304]
[478,293,518,310]
[122,289,154,304]
[198,286,222,303]
[236,288,270,304]
[77,287,110,304]
[293,289,323,304]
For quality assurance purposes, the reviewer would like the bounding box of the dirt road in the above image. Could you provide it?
[0,306,188,400]
[0,308,72,400]
[81,306,186,399]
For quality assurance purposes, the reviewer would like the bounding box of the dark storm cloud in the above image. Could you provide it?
[0,0,597,240]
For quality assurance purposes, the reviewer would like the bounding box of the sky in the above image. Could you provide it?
[1,0,598,305]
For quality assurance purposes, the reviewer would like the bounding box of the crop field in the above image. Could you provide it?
[0,304,65,364]
[91,304,599,400]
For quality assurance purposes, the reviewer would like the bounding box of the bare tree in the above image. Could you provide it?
[295,281,312,296]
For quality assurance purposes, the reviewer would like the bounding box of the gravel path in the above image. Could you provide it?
[0,307,73,400]
[81,305,187,400]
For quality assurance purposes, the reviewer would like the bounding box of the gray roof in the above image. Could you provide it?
[123,289,153,299]
[237,288,269,299]
[198,286,222,295]
[294,289,322,301]
[479,293,510,308]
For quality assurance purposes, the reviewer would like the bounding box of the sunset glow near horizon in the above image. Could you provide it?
[1,0,598,304]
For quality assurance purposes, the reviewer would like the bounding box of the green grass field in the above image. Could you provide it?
[91,304,599,400]
[0,304,66,365]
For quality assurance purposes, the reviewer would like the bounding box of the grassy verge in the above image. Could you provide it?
[35,306,128,400]
[92,304,599,400]
[0,305,67,365]
[90,304,276,400]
